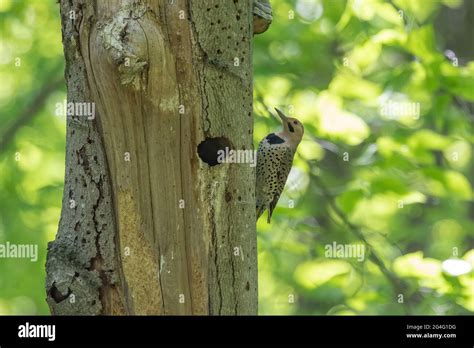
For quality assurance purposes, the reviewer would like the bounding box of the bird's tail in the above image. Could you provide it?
[256,205,273,223]
[256,205,265,222]
[267,208,273,224]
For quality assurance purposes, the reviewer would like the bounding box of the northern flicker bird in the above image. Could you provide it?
[256,108,304,223]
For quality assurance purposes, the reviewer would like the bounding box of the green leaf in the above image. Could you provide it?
[421,168,472,200]
[392,0,440,23]
[337,189,365,213]
[408,129,452,150]
[441,62,474,101]
[329,72,382,101]
[405,26,440,63]
[394,252,441,278]
[294,260,352,289]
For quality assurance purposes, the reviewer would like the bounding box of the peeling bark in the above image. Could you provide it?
[46,0,257,315]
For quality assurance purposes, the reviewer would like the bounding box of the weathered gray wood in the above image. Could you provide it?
[45,0,125,315]
[46,0,257,315]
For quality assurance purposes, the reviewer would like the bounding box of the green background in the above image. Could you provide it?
[0,0,472,315]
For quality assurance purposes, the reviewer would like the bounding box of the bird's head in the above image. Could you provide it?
[275,108,304,146]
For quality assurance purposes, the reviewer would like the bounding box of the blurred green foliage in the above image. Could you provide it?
[254,0,473,315]
[0,0,472,315]
[0,0,65,314]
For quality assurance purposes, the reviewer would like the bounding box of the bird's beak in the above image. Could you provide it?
[274,108,288,123]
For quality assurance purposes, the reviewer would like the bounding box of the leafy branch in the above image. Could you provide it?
[310,172,418,314]
[0,76,64,154]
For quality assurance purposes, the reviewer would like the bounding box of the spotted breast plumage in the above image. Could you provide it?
[256,108,304,223]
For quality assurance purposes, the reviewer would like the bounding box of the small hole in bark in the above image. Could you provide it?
[225,191,232,202]
[197,137,232,167]
[236,14,240,20]
[245,282,250,291]
[50,284,71,303]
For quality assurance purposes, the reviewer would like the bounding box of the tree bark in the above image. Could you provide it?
[46,0,257,315]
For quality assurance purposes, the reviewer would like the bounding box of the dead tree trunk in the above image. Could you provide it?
[46,0,258,315]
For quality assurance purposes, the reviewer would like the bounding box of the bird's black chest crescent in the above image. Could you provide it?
[265,133,285,144]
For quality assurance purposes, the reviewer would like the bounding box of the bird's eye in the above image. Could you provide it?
[293,121,298,125]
